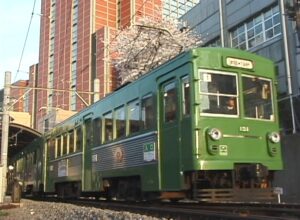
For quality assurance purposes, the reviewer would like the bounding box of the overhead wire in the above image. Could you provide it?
[14,0,38,82]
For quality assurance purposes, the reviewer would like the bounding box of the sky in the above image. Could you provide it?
[0,0,41,89]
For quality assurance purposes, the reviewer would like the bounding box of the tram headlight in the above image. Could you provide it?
[268,132,280,143]
[208,128,222,141]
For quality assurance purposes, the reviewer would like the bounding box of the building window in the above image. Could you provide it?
[231,5,281,50]
[70,85,76,111]
[117,0,121,28]
[205,38,221,47]
[70,0,78,106]
[47,93,53,111]
[163,0,200,19]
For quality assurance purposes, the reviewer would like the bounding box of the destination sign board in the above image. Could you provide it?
[226,57,254,69]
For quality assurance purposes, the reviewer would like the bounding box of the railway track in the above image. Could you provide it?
[30,197,300,219]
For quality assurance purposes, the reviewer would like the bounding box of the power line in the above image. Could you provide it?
[15,0,38,82]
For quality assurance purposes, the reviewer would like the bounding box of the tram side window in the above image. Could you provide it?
[115,106,126,138]
[75,126,82,152]
[128,100,140,134]
[62,133,68,155]
[56,136,62,157]
[182,76,190,116]
[27,153,33,166]
[163,82,177,123]
[199,71,238,115]
[16,158,24,173]
[141,94,155,130]
[47,138,55,160]
[104,112,113,142]
[242,76,273,120]
[33,150,37,165]
[93,118,102,146]
[69,130,75,153]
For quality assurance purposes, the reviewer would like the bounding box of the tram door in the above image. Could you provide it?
[159,79,181,190]
[82,116,93,191]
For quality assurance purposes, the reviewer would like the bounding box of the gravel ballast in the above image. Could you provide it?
[0,199,168,220]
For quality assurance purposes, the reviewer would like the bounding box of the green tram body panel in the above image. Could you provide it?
[192,48,282,171]
[11,47,283,195]
[9,138,44,193]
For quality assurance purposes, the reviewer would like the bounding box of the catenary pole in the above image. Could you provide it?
[280,0,297,133]
[0,71,11,203]
[219,0,225,47]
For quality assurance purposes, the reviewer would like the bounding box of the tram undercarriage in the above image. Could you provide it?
[188,163,276,202]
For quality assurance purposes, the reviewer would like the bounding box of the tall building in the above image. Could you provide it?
[27,64,39,128]
[36,0,162,132]
[0,79,28,112]
[162,0,200,19]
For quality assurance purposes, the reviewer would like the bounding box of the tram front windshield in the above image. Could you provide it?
[198,70,274,121]
[242,76,274,120]
[199,70,238,116]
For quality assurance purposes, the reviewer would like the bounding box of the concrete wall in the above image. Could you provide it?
[274,134,300,203]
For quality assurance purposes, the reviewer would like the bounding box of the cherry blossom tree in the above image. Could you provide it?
[109,16,201,85]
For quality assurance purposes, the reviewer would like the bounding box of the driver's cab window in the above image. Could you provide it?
[199,70,238,116]
[242,76,273,120]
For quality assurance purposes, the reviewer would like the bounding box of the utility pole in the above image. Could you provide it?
[280,0,297,133]
[219,0,228,47]
[0,71,11,203]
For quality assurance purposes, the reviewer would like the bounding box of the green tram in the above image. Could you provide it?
[10,47,283,202]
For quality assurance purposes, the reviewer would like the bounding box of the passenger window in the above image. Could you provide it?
[128,100,140,134]
[182,76,190,116]
[62,133,68,155]
[104,112,113,141]
[75,126,82,152]
[47,138,55,160]
[33,150,37,165]
[163,82,177,123]
[115,106,126,138]
[56,136,61,157]
[69,130,75,153]
[141,94,154,130]
[93,118,102,146]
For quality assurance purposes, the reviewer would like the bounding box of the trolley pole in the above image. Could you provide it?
[0,71,11,203]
